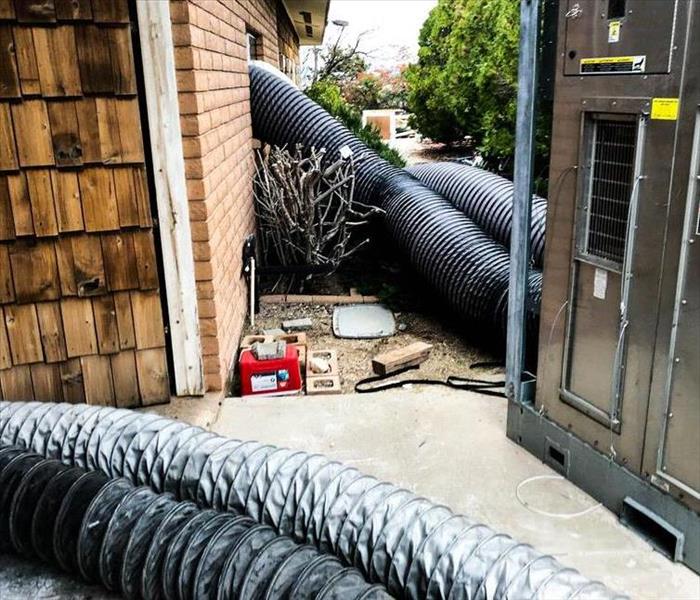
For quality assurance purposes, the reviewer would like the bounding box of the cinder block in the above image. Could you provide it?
[274,332,307,346]
[240,334,272,349]
[306,349,338,378]
[306,375,341,395]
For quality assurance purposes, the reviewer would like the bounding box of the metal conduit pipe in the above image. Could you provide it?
[0,401,627,600]
[0,445,389,600]
[406,163,548,268]
[249,63,540,341]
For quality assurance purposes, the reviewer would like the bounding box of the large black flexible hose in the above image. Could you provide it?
[0,445,389,600]
[406,163,548,268]
[0,401,627,600]
[249,63,541,342]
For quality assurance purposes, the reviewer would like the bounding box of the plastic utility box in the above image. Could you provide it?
[239,345,302,396]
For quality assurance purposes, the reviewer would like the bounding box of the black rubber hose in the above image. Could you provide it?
[248,63,541,342]
[1,403,627,600]
[0,445,389,600]
[406,162,548,268]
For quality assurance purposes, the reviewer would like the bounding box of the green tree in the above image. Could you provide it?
[406,0,549,172]
[306,80,405,167]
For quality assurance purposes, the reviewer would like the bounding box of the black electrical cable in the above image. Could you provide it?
[354,365,507,397]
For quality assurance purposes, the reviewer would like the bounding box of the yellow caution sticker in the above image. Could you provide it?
[580,55,646,74]
[651,98,679,121]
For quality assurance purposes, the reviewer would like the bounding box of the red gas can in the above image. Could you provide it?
[239,345,302,396]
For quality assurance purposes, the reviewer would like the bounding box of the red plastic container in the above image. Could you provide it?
[239,345,302,396]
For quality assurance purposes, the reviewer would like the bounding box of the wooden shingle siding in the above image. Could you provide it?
[0,0,170,406]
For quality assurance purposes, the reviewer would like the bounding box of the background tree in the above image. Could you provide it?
[406,0,550,177]
[302,29,406,168]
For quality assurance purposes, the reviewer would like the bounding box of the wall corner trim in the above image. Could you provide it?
[136,0,205,396]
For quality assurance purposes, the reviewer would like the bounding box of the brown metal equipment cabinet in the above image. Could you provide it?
[508,0,700,573]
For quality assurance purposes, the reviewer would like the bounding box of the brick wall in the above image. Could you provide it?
[170,0,299,392]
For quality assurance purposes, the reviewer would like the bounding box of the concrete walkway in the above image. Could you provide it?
[1,389,699,598]
[211,388,699,599]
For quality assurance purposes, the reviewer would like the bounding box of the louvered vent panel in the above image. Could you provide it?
[585,119,637,265]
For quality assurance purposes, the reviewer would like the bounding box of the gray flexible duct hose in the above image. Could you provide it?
[0,401,627,600]
[249,62,541,343]
[406,163,548,268]
[0,445,389,600]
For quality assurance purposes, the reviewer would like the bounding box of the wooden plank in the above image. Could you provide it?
[32,26,81,97]
[0,365,34,400]
[10,100,54,167]
[12,26,41,95]
[101,232,137,291]
[26,168,58,236]
[54,0,92,20]
[55,236,77,295]
[8,240,60,302]
[371,342,433,376]
[115,98,143,162]
[0,102,18,170]
[78,167,119,231]
[0,244,14,303]
[60,297,97,356]
[137,0,203,395]
[133,230,159,290]
[95,97,120,163]
[91,0,129,23]
[36,300,67,362]
[96,98,143,164]
[135,347,169,405]
[130,290,165,349]
[14,0,56,23]
[112,166,140,227]
[0,0,15,19]
[133,167,151,226]
[30,363,63,401]
[93,294,119,354]
[80,354,114,405]
[108,26,136,95]
[50,170,83,231]
[47,101,82,167]
[75,97,100,163]
[4,303,43,364]
[0,25,20,98]
[0,174,15,239]
[6,172,32,235]
[75,24,112,94]
[110,350,139,407]
[113,291,135,349]
[0,307,11,369]
[71,234,106,296]
[59,357,84,403]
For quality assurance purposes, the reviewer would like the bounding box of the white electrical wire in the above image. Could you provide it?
[516,474,603,520]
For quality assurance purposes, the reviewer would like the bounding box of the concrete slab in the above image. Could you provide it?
[212,388,700,599]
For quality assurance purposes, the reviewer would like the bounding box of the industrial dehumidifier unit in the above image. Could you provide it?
[508,0,700,574]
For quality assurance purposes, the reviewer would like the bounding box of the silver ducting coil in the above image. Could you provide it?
[0,401,627,600]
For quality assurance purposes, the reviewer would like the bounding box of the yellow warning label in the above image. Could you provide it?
[651,98,679,120]
[580,55,646,74]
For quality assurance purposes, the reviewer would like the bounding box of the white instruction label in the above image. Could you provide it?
[251,373,277,392]
[608,21,621,43]
[594,268,608,300]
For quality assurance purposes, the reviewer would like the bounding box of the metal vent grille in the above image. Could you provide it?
[585,119,637,264]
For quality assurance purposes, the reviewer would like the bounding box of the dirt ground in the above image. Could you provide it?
[243,301,503,394]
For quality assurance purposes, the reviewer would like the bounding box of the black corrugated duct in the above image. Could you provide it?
[0,445,389,600]
[0,401,627,600]
[249,62,541,342]
[406,163,548,268]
